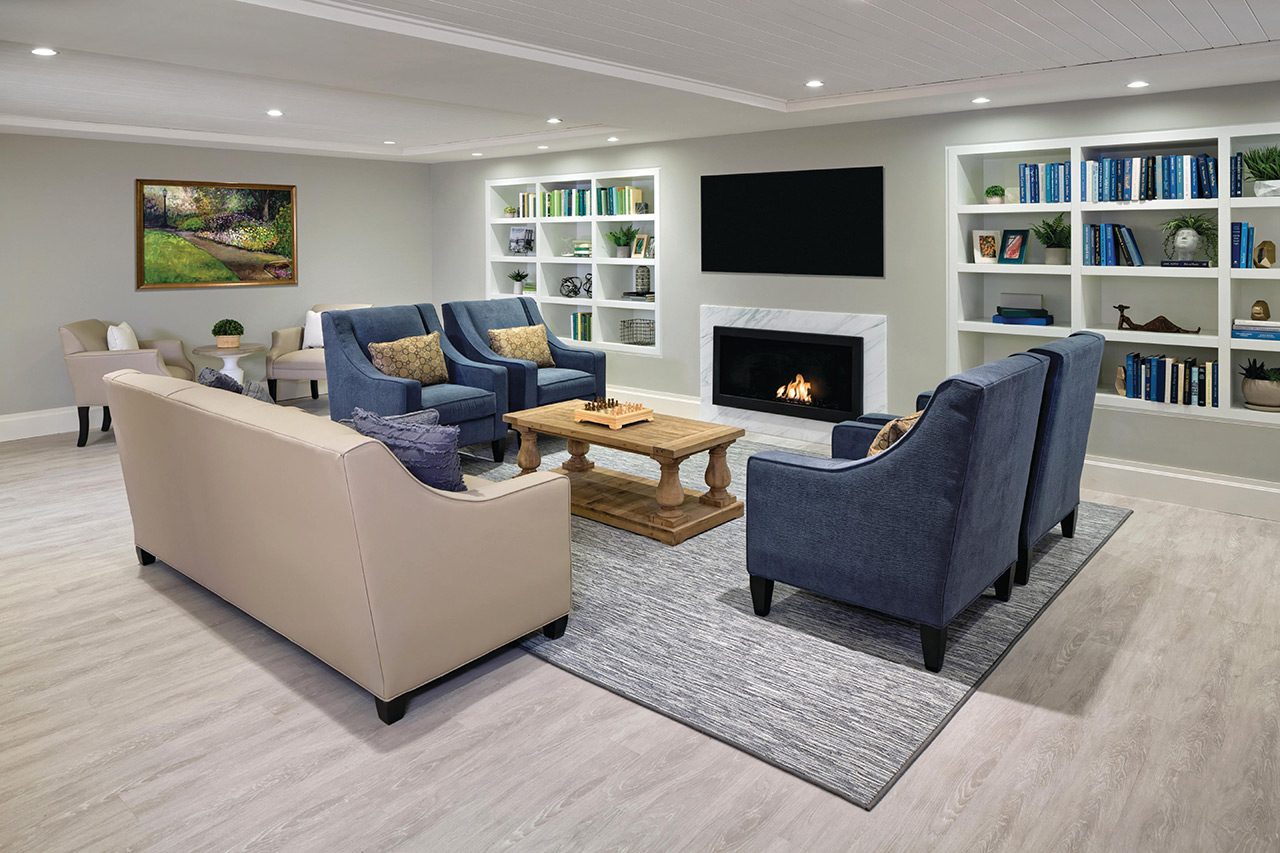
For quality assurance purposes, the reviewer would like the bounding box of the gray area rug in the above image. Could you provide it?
[460,438,1130,808]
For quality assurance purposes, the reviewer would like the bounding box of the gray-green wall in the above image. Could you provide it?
[429,82,1280,483]
[0,135,432,413]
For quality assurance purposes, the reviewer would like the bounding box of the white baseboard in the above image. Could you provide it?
[0,405,101,442]
[607,384,701,419]
[1083,456,1280,522]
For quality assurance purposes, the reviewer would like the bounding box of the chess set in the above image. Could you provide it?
[573,398,655,430]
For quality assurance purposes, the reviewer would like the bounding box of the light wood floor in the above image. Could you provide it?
[1,426,1276,852]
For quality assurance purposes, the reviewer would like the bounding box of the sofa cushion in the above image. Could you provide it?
[197,366,243,393]
[367,332,449,386]
[350,407,465,492]
[339,408,440,429]
[420,384,495,424]
[488,324,555,368]
[107,321,139,351]
[536,367,596,404]
[303,310,325,349]
[269,347,326,379]
[867,411,923,456]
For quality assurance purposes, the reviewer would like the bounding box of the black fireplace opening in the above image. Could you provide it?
[713,326,863,423]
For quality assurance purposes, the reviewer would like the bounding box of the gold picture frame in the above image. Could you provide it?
[631,233,650,259]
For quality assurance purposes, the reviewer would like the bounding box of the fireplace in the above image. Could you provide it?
[713,326,863,423]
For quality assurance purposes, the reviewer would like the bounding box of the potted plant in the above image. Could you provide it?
[1160,212,1218,265]
[507,269,530,293]
[984,185,1006,205]
[212,318,244,349]
[1031,212,1070,265]
[1242,144,1280,198]
[1240,359,1280,409]
[607,226,639,258]
[503,205,518,218]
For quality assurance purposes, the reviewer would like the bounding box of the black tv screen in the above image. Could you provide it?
[701,166,883,277]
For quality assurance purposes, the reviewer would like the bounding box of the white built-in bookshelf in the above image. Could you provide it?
[947,121,1280,427]
[484,168,660,357]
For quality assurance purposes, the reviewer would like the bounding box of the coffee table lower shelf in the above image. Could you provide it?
[553,466,744,546]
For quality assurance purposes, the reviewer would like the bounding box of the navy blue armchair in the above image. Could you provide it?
[746,353,1049,672]
[442,297,606,414]
[322,304,510,460]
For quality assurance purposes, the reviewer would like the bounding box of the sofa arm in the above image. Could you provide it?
[137,338,193,375]
[831,420,883,459]
[916,391,934,412]
[265,326,303,376]
[330,335,418,417]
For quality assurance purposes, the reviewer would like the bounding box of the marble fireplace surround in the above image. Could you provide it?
[700,305,887,444]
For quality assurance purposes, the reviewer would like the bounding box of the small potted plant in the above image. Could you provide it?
[1160,212,1218,266]
[607,226,639,258]
[1239,358,1280,409]
[503,205,518,218]
[211,318,244,349]
[507,269,530,293]
[984,185,1006,205]
[1242,144,1280,197]
[1031,212,1070,264]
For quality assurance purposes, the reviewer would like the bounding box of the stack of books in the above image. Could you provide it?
[542,189,589,217]
[1080,154,1216,202]
[596,186,643,216]
[1232,318,1280,341]
[992,307,1054,326]
[513,192,538,218]
[1017,162,1071,203]
[1123,354,1219,407]
[1083,223,1144,266]
[521,280,537,294]
[620,291,655,302]
[1232,222,1259,268]
[571,311,593,341]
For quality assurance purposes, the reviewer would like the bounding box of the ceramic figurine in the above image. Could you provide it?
[1114,304,1200,334]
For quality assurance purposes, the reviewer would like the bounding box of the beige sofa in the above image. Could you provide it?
[103,369,572,724]
[265,303,371,401]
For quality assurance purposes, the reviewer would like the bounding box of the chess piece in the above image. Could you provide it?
[1253,300,1271,321]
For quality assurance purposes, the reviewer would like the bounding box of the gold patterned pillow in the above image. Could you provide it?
[866,411,923,457]
[488,324,555,368]
[367,332,449,386]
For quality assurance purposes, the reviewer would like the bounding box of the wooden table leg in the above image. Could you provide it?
[700,442,737,508]
[652,455,689,528]
[564,438,594,472]
[516,428,541,475]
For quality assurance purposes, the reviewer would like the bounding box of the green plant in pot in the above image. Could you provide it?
[1031,212,1070,265]
[607,225,639,258]
[503,205,518,217]
[211,318,244,349]
[1160,212,1218,266]
[1239,358,1280,410]
[984,184,1006,205]
[1242,144,1280,198]
[507,268,531,293]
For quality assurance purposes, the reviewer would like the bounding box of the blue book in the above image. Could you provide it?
[1127,352,1139,398]
[1123,159,1133,201]
[1212,362,1219,407]
[1120,226,1144,266]
[1155,358,1165,402]
[1064,161,1071,203]
[1208,155,1218,197]
[1176,155,1184,198]
[1232,222,1242,267]
[1246,223,1254,268]
[1030,164,1039,203]
[1232,329,1280,340]
[1083,224,1093,265]
[1196,154,1209,197]
[992,315,1054,325]
[1191,158,1199,198]
[1019,163,1027,204]
[1160,156,1169,199]
[1190,363,1199,406]
[1142,357,1152,400]
[1080,160,1087,201]
[1170,362,1179,405]
[1103,223,1115,266]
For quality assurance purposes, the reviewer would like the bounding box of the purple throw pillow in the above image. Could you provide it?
[349,407,464,492]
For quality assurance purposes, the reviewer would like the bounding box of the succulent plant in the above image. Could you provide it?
[507,269,530,282]
[1242,144,1280,182]
[1239,358,1280,382]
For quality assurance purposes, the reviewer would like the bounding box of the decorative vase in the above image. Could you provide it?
[215,335,241,349]
[1172,228,1203,262]
[1241,378,1280,408]
[986,196,1003,205]
[635,265,651,294]
[615,245,631,258]
[1044,247,1068,265]
[1253,180,1280,198]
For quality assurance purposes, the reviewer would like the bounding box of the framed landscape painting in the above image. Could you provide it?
[136,180,296,289]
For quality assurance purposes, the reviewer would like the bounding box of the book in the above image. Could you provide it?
[1207,156,1218,197]
[1212,362,1219,407]
[992,315,1054,325]
[1160,260,1208,267]
[1233,319,1280,329]
[1120,226,1144,265]
[1198,364,1208,406]
[1169,358,1179,405]
[1114,225,1134,266]
[1231,222,1243,267]
[1019,163,1027,204]
[1231,329,1280,341]
[996,307,1050,318]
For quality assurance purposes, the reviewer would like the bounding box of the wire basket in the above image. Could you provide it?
[619,318,655,346]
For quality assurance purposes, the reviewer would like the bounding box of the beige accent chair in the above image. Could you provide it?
[265,303,372,401]
[59,319,194,447]
[102,368,572,725]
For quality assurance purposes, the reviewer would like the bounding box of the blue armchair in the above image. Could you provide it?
[442,297,606,414]
[322,304,510,461]
[746,353,1049,672]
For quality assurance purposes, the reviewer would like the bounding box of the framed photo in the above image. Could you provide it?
[631,233,650,258]
[136,180,295,289]
[509,226,535,255]
[972,229,1001,264]
[998,229,1030,264]
[635,202,650,215]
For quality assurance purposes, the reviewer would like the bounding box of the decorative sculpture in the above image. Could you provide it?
[1114,305,1200,334]
[1253,300,1272,321]
[1257,241,1275,269]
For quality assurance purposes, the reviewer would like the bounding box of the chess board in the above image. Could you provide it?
[573,401,655,430]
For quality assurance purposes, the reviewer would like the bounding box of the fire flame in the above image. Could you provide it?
[776,374,813,405]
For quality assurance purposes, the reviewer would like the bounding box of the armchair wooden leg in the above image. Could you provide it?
[267,380,278,402]
[310,380,319,400]
[136,546,155,566]
[1015,546,1033,585]
[375,695,407,725]
[994,562,1014,602]
[749,575,774,617]
[491,438,509,462]
[920,625,947,672]
[1061,505,1078,538]
[542,615,569,639]
[101,406,112,432]
[76,407,89,447]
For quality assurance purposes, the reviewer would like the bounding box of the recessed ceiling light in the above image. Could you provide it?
[383,140,396,145]
[536,145,549,150]
[471,152,483,157]
[805,80,824,88]
[31,47,58,56]
[1127,81,1149,89]
[971,97,990,104]
[546,117,562,124]
[266,109,284,117]
[607,137,620,142]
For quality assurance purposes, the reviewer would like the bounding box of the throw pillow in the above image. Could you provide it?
[106,321,139,351]
[349,406,465,492]
[366,332,450,386]
[338,408,440,429]
[866,411,924,457]
[302,310,325,349]
[197,366,244,394]
[241,379,274,403]
[487,324,555,368]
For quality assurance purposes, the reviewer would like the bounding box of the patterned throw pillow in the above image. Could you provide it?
[338,408,440,428]
[866,411,924,457]
[366,332,449,386]
[487,324,555,368]
[349,407,465,492]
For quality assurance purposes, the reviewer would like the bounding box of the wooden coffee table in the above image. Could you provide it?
[504,401,746,546]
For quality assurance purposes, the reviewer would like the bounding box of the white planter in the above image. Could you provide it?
[1044,247,1068,265]
[1242,378,1280,408]
[986,196,1003,205]
[1254,180,1280,198]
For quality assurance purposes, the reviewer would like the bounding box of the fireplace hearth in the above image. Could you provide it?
[713,326,863,423]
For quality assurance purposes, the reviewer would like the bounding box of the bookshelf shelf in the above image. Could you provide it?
[957,203,1069,215]
[1079,266,1218,278]
[956,320,1063,338]
[1231,268,1280,279]
[1082,328,1220,347]
[956,263,1069,275]
[1229,197,1280,208]
[485,168,660,357]
[1080,199,1216,212]
[1230,337,1280,353]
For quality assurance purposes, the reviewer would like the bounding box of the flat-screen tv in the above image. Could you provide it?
[701,166,883,277]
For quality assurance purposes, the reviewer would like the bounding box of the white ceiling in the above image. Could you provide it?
[2,0,1278,162]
